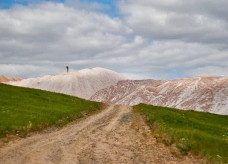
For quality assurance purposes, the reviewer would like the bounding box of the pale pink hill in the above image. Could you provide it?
[0,75,21,82]
[0,75,9,82]
[90,76,228,115]
[10,77,21,81]
[7,67,127,99]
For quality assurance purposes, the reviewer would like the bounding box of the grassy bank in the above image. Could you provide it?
[134,104,228,163]
[0,83,103,138]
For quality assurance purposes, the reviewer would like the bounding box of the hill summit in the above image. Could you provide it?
[6,67,128,99]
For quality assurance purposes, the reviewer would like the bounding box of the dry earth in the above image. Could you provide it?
[0,105,204,164]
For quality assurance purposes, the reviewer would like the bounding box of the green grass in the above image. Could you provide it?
[0,83,103,138]
[134,103,228,163]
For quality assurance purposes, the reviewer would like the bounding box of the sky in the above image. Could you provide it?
[0,0,227,79]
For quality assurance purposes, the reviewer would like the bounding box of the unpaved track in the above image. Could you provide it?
[0,105,203,164]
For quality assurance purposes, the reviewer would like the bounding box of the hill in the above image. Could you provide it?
[0,75,20,83]
[134,103,228,163]
[0,83,102,138]
[6,67,127,99]
[90,76,228,115]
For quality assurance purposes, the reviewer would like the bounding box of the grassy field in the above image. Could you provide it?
[0,83,103,138]
[134,104,228,163]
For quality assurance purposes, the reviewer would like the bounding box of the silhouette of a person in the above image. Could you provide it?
[66,66,69,72]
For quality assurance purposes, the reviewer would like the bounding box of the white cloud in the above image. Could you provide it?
[0,64,61,78]
[0,1,227,79]
[119,0,228,44]
[184,66,228,77]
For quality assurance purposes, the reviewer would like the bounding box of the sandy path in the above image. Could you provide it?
[0,105,203,164]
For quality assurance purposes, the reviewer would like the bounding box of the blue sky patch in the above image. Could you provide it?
[0,0,118,17]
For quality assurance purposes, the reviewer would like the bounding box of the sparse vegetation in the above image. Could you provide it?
[134,103,228,163]
[0,83,103,138]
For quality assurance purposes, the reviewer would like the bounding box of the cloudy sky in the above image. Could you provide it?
[0,0,227,79]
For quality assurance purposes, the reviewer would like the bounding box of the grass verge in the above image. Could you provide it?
[134,103,228,163]
[0,83,104,138]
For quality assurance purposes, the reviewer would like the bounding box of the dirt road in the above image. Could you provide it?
[0,105,203,164]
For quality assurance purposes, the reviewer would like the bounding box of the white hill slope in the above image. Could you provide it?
[6,67,128,99]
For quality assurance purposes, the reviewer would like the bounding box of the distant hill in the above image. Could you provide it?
[90,77,228,115]
[5,67,228,115]
[0,75,20,83]
[6,67,127,99]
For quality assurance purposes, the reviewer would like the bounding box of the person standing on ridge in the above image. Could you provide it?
[66,66,69,72]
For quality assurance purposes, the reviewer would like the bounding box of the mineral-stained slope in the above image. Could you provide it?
[90,77,228,115]
[6,67,127,99]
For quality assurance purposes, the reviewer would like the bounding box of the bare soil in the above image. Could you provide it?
[0,105,205,164]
